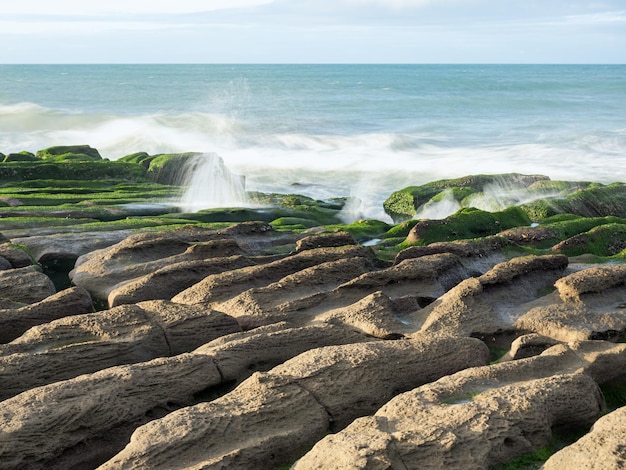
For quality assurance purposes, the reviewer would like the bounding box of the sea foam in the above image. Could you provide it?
[2,64,625,223]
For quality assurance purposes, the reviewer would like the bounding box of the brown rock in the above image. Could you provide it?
[10,230,134,264]
[173,245,374,306]
[543,405,626,470]
[498,225,559,246]
[507,333,561,360]
[107,255,253,307]
[198,322,373,381]
[294,352,602,469]
[69,227,249,300]
[295,231,356,251]
[101,336,489,469]
[339,253,468,307]
[0,241,33,268]
[317,291,413,339]
[216,257,373,328]
[554,264,626,303]
[417,255,568,336]
[0,353,223,469]
[0,286,93,343]
[0,301,241,400]
[515,265,626,342]
[101,373,330,470]
[0,322,373,469]
[0,265,56,304]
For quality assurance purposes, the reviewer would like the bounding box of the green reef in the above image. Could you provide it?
[2,145,626,263]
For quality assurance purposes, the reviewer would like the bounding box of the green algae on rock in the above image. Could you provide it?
[36,145,102,161]
[384,174,548,222]
[406,206,531,245]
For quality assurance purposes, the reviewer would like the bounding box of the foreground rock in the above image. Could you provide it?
[543,405,626,469]
[0,301,241,400]
[0,323,371,469]
[0,265,56,304]
[0,286,93,343]
[5,161,626,469]
[99,336,488,470]
[294,348,603,469]
[515,264,626,341]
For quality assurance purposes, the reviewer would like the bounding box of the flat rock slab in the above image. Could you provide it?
[0,323,371,470]
[414,254,569,336]
[11,229,135,263]
[69,226,263,300]
[173,245,374,306]
[107,256,254,307]
[516,264,626,342]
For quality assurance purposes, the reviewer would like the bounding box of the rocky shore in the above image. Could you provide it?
[2,146,626,469]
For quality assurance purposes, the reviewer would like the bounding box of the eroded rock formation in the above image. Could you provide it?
[3,218,626,470]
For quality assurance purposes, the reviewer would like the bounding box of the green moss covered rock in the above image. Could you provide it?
[145,153,201,184]
[406,206,531,245]
[3,152,38,162]
[384,174,549,222]
[551,223,626,257]
[323,219,392,242]
[0,161,146,182]
[118,152,152,167]
[36,145,102,161]
[521,183,626,220]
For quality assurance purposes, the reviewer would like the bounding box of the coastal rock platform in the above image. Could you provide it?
[2,150,626,469]
[2,224,626,470]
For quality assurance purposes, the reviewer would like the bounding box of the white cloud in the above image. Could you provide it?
[343,0,476,9]
[0,20,200,35]
[0,0,273,15]
[346,0,433,6]
[565,10,626,24]
[1,0,624,63]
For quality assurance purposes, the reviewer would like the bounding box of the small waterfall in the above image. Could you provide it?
[178,153,247,212]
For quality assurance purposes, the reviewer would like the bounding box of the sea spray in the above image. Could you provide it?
[178,153,248,212]
[3,65,626,220]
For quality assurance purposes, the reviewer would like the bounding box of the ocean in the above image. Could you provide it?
[1,64,625,221]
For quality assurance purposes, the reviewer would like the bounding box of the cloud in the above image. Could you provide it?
[0,0,274,15]
[345,0,434,7]
[1,0,624,63]
[0,20,202,35]
[565,10,626,24]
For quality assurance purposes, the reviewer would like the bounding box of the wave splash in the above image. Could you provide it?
[178,153,248,213]
[3,101,626,222]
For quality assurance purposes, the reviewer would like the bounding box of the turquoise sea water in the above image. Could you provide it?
[1,64,625,220]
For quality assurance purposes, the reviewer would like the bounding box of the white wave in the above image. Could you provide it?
[2,103,626,223]
[415,189,461,220]
[178,153,248,212]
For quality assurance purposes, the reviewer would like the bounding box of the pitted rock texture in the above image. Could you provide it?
[543,404,626,469]
[0,265,56,304]
[99,336,488,470]
[0,286,93,343]
[293,345,609,469]
[4,222,626,469]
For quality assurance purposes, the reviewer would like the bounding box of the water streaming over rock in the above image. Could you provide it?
[178,153,247,212]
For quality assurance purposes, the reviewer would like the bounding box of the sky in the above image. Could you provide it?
[1,0,625,63]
